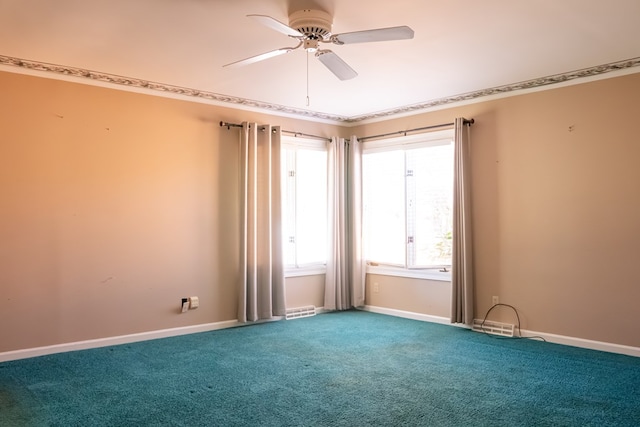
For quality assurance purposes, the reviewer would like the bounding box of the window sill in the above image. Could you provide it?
[366,265,451,282]
[285,266,326,278]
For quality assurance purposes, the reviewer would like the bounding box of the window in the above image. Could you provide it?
[281,137,328,275]
[362,130,453,280]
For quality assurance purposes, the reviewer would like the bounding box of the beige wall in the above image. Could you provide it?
[1,69,639,353]
[0,71,339,352]
[356,73,640,347]
[366,275,451,318]
[285,275,325,309]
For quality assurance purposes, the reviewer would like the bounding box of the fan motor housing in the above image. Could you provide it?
[289,9,332,39]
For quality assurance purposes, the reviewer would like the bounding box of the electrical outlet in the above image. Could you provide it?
[181,298,189,313]
[373,282,379,293]
[492,296,499,306]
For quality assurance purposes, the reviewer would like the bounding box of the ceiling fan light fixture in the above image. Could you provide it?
[225,10,414,81]
[288,9,333,39]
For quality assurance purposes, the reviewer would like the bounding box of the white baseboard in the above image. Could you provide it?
[0,308,329,363]
[315,306,329,314]
[4,308,637,362]
[519,329,640,358]
[360,305,453,326]
[0,320,239,363]
[361,305,640,358]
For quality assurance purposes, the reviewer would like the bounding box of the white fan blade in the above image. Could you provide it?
[332,26,414,45]
[223,48,293,68]
[316,50,357,80]
[248,14,304,37]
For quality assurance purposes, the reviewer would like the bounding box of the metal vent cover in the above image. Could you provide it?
[285,305,317,320]
[472,319,515,337]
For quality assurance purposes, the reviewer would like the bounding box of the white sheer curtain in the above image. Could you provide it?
[238,122,286,322]
[451,118,474,325]
[325,136,365,310]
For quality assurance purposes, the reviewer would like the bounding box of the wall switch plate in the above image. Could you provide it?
[181,298,189,313]
[189,296,199,309]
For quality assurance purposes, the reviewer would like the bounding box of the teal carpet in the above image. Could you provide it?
[1,310,639,426]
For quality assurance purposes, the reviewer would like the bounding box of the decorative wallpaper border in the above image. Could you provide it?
[349,57,640,123]
[1,54,639,123]
[0,55,349,123]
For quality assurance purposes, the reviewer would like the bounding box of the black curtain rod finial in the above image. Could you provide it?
[220,121,243,129]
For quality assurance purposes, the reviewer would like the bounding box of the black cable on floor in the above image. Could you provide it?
[480,303,546,341]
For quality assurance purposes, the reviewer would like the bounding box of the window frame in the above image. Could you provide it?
[281,135,329,278]
[362,129,454,282]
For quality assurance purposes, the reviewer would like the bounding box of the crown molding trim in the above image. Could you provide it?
[2,54,639,124]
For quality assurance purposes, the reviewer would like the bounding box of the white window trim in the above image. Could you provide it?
[362,129,453,153]
[282,136,327,151]
[363,128,455,279]
[366,264,451,282]
[285,265,327,278]
[282,135,328,276]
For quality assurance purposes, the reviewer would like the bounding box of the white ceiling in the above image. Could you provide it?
[1,0,639,122]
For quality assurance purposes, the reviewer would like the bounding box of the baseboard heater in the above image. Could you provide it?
[285,305,316,320]
[471,319,515,337]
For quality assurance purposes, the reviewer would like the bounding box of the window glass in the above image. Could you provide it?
[282,139,327,270]
[295,149,327,265]
[362,150,405,265]
[410,145,453,267]
[363,133,453,270]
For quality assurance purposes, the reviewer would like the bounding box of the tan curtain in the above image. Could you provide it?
[238,122,286,322]
[451,118,474,325]
[324,136,365,310]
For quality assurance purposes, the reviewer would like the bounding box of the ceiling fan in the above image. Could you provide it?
[223,9,414,80]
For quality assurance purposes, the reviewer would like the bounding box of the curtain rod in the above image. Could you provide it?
[220,118,474,143]
[219,121,331,142]
[358,118,474,142]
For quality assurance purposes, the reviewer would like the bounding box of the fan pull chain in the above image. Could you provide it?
[306,51,310,106]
